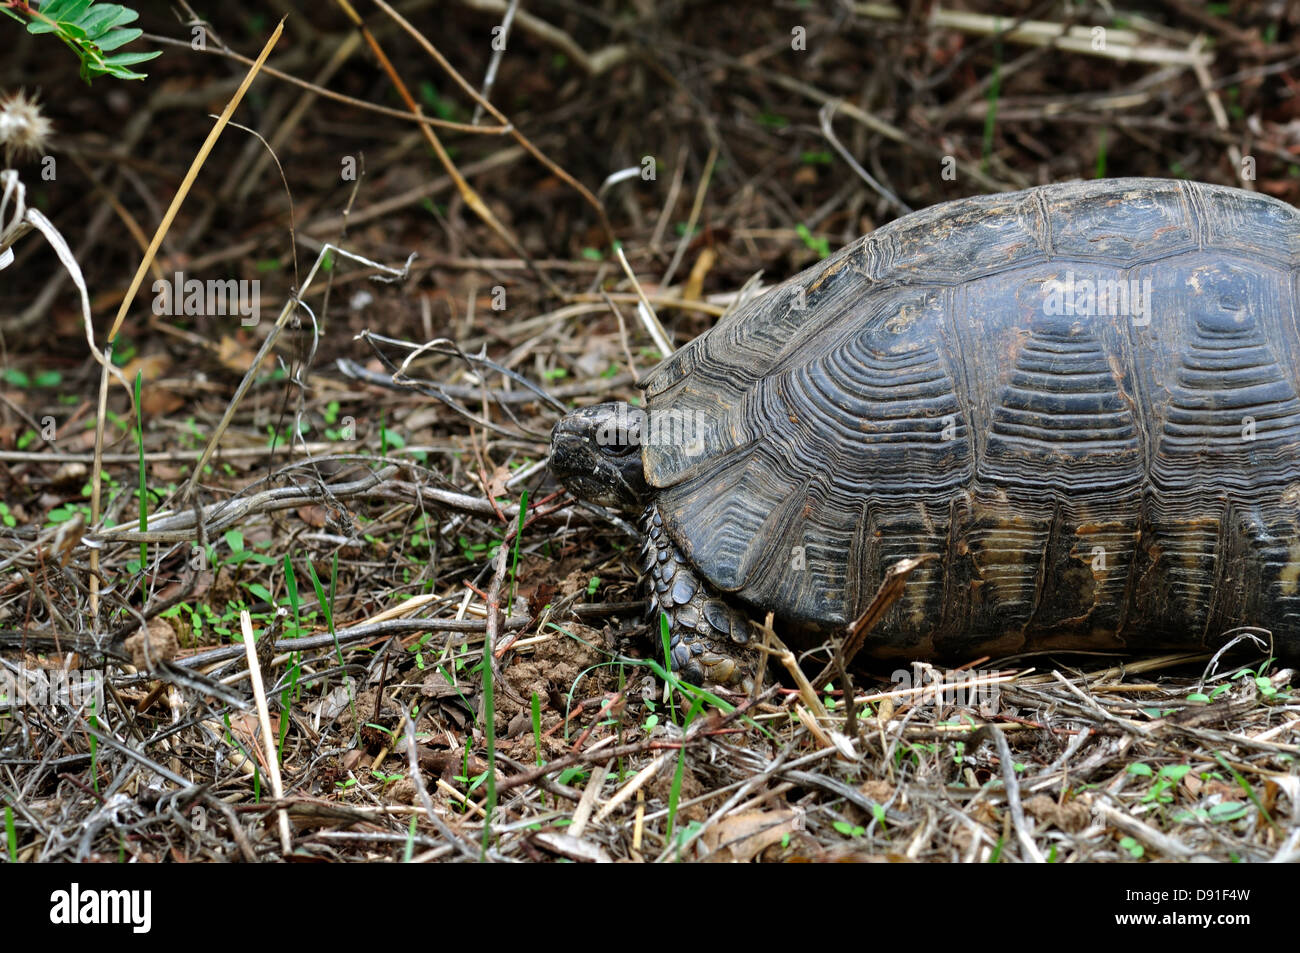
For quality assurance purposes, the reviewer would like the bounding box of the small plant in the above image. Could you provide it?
[665,694,700,845]
[531,692,543,767]
[833,820,865,838]
[1234,662,1287,701]
[2,1,161,82]
[1173,802,1251,825]
[509,490,528,603]
[641,699,659,733]
[1186,683,1231,703]
[4,803,16,861]
[133,369,147,590]
[555,766,586,787]
[478,640,498,855]
[795,223,830,259]
[1127,762,1191,805]
[2,366,61,387]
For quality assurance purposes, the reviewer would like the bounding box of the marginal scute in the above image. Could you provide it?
[1191,179,1300,264]
[1041,179,1197,261]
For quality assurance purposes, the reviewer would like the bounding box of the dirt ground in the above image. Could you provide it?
[0,1,1297,866]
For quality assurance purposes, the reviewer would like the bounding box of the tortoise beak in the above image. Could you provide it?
[548,421,608,503]
[548,410,647,510]
[547,425,586,475]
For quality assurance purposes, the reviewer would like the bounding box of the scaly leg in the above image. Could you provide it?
[640,504,758,692]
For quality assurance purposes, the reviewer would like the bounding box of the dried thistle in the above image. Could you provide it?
[0,90,53,165]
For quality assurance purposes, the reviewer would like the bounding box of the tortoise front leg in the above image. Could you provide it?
[641,504,758,692]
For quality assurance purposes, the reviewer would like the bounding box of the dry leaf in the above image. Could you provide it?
[478,465,512,499]
[124,617,179,670]
[531,831,612,863]
[297,504,329,529]
[216,335,264,375]
[141,387,185,417]
[1023,794,1090,832]
[120,352,172,382]
[699,808,800,862]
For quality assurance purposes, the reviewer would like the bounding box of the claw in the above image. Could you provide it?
[670,640,693,671]
[699,651,735,684]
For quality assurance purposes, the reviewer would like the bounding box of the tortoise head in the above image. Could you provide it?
[549,402,649,511]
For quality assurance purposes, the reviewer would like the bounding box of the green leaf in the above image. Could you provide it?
[61,0,97,19]
[246,583,274,603]
[1207,802,1249,822]
[1127,763,1153,777]
[16,0,158,80]
[47,505,82,524]
[102,50,160,67]
[832,820,864,837]
[81,4,137,38]
[95,26,144,51]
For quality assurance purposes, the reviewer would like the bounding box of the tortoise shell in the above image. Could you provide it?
[638,177,1300,659]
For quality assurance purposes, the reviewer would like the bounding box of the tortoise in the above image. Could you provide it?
[549,177,1300,688]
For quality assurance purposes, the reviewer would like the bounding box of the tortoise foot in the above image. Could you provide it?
[641,504,758,692]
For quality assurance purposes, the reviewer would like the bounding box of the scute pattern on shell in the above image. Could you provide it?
[636,178,1300,660]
